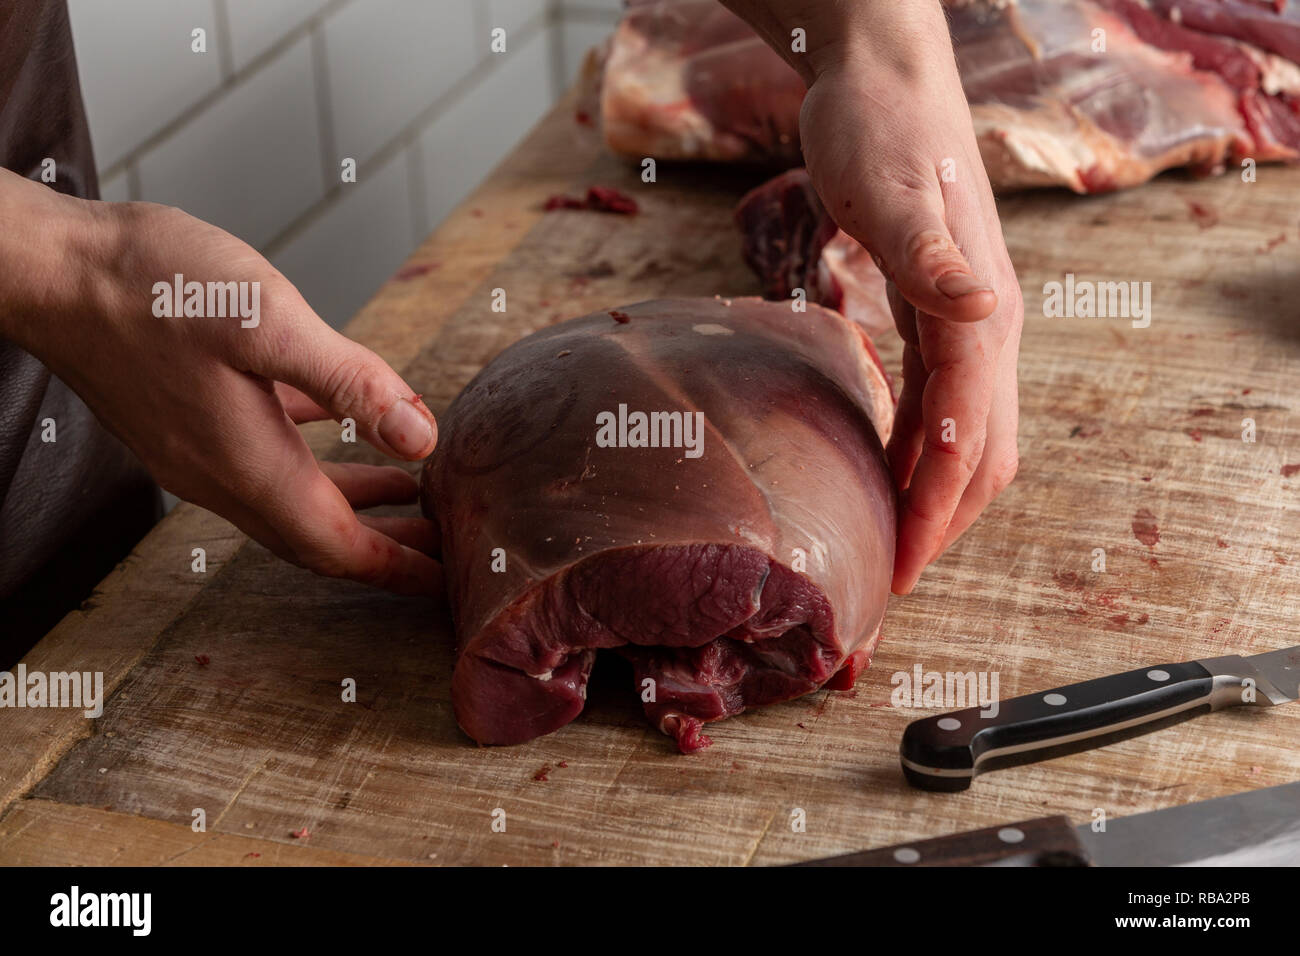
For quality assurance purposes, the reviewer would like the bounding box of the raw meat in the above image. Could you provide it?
[595,0,1300,193]
[599,0,804,164]
[734,168,894,337]
[421,298,896,752]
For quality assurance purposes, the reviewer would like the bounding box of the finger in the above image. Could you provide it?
[358,514,440,556]
[890,330,994,596]
[827,176,998,325]
[886,340,928,492]
[282,463,441,595]
[244,395,441,595]
[318,461,419,509]
[243,301,437,460]
[938,340,1021,551]
[275,382,333,424]
[884,283,925,490]
[282,474,442,595]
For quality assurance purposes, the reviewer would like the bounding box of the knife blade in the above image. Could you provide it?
[793,780,1300,866]
[900,646,1300,791]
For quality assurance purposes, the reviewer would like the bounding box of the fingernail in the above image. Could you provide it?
[935,270,993,299]
[378,397,434,457]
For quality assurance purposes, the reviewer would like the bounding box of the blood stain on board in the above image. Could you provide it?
[1259,233,1286,253]
[1184,199,1219,228]
[533,765,551,782]
[1132,508,1160,547]
[1186,428,1203,442]
[1108,612,1149,627]
[393,262,438,281]
[1282,464,1300,477]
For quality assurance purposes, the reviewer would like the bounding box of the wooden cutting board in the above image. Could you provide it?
[3,93,1299,866]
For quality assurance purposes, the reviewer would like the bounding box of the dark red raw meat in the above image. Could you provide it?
[544,186,639,215]
[421,298,896,752]
[734,168,894,338]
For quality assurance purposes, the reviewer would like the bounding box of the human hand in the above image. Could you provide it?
[792,1,1024,595]
[3,174,440,595]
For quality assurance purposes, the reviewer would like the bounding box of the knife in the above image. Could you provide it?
[792,780,1300,866]
[900,646,1300,791]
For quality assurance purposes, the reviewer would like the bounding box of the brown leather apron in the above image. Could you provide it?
[0,1,159,664]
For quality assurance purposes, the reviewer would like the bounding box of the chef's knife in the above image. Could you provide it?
[793,780,1300,866]
[900,646,1300,791]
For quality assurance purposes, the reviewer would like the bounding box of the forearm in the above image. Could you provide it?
[0,167,115,353]
[718,0,953,84]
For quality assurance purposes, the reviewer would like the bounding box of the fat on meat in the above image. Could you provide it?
[421,298,896,752]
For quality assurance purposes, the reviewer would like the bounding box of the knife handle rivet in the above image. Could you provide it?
[1043,693,1067,706]
[997,827,1026,844]
[893,847,921,864]
[1147,669,1171,682]
[937,717,961,731]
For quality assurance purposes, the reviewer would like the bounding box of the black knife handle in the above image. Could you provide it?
[900,660,1217,791]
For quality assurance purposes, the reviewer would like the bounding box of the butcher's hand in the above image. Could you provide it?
[723,0,1023,595]
[0,168,440,595]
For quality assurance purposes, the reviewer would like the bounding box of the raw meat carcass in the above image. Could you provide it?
[421,298,896,752]
[734,168,894,337]
[595,0,1300,193]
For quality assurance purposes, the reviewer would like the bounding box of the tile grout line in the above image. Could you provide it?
[124,161,141,203]
[547,0,568,104]
[212,0,236,82]
[310,22,338,195]
[406,137,430,246]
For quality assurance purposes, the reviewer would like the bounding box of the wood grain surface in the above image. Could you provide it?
[2,93,1299,866]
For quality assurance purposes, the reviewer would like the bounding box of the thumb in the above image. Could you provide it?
[834,179,998,324]
[270,326,437,461]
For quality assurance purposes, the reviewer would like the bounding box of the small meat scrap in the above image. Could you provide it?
[544,185,638,215]
[290,827,311,840]
[194,654,211,666]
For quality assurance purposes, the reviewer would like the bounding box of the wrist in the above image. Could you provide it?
[794,0,954,85]
[0,171,122,355]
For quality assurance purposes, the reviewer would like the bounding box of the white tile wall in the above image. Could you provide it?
[222,0,332,71]
[418,29,555,231]
[560,0,624,12]
[65,0,635,331]
[559,18,616,85]
[271,150,416,329]
[323,0,479,167]
[135,37,325,249]
[69,0,223,170]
